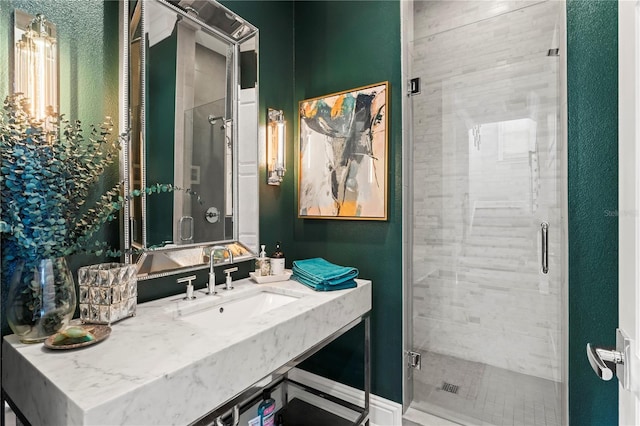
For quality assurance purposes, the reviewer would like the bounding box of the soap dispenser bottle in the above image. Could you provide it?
[258,389,276,426]
[256,245,271,276]
[270,242,285,276]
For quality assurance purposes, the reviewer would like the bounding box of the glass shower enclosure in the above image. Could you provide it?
[180,99,233,244]
[403,1,567,425]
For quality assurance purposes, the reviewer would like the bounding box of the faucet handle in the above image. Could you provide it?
[223,267,238,290]
[177,275,197,300]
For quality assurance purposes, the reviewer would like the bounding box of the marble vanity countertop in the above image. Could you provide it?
[2,277,371,425]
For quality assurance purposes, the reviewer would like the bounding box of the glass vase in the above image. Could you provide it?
[6,257,77,343]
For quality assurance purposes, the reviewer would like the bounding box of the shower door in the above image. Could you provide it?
[406,1,566,425]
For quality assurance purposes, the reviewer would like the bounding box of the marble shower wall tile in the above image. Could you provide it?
[411,0,563,382]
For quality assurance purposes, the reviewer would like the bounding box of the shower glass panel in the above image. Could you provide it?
[407,1,565,425]
[181,99,232,243]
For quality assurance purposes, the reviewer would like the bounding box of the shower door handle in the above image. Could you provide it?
[179,216,194,242]
[586,329,630,390]
[541,222,549,274]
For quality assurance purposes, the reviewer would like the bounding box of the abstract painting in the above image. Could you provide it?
[298,82,388,220]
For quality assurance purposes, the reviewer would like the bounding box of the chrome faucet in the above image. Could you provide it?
[203,246,234,295]
[206,250,217,295]
[212,245,234,264]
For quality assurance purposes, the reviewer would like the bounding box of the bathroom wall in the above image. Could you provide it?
[291,0,403,403]
[0,0,119,129]
[411,0,563,381]
[566,1,618,424]
[0,0,120,334]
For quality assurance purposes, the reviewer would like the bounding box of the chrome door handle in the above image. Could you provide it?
[541,222,549,274]
[586,343,619,380]
[586,328,630,389]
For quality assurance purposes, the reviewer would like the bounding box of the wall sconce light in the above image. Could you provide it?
[14,11,58,127]
[267,108,286,185]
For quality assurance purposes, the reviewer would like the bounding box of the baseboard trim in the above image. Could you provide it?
[287,368,402,426]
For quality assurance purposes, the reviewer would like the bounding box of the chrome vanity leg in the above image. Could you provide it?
[231,405,239,426]
[282,373,289,409]
[364,315,371,426]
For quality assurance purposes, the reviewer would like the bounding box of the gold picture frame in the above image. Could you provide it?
[298,81,389,220]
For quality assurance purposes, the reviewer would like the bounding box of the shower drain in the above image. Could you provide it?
[441,382,460,394]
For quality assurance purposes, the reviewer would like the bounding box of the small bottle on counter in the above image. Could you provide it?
[255,245,271,276]
[270,242,285,276]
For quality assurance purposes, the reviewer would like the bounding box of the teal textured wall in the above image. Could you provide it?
[292,0,403,403]
[567,1,618,425]
[0,0,119,127]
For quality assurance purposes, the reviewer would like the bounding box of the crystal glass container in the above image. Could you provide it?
[78,263,137,325]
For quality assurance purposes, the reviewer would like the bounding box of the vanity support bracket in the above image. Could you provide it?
[190,314,371,426]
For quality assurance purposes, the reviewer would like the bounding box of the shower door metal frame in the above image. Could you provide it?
[400,0,415,410]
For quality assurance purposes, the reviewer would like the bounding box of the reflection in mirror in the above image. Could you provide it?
[179,99,232,244]
[126,0,258,279]
[14,10,58,126]
[136,241,254,278]
[145,0,235,247]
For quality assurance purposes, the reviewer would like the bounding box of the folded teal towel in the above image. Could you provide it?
[293,277,357,291]
[292,258,358,291]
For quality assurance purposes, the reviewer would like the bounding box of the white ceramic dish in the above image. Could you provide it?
[249,270,292,284]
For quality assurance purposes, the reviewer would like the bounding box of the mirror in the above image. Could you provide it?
[126,0,259,279]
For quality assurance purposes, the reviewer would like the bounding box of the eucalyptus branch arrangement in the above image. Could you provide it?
[0,93,123,337]
[0,94,203,264]
[0,94,122,264]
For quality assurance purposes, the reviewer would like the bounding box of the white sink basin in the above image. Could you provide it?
[167,288,302,329]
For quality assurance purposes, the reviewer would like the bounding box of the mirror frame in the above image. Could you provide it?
[121,0,259,279]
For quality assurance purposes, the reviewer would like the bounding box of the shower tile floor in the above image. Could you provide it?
[406,352,561,426]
